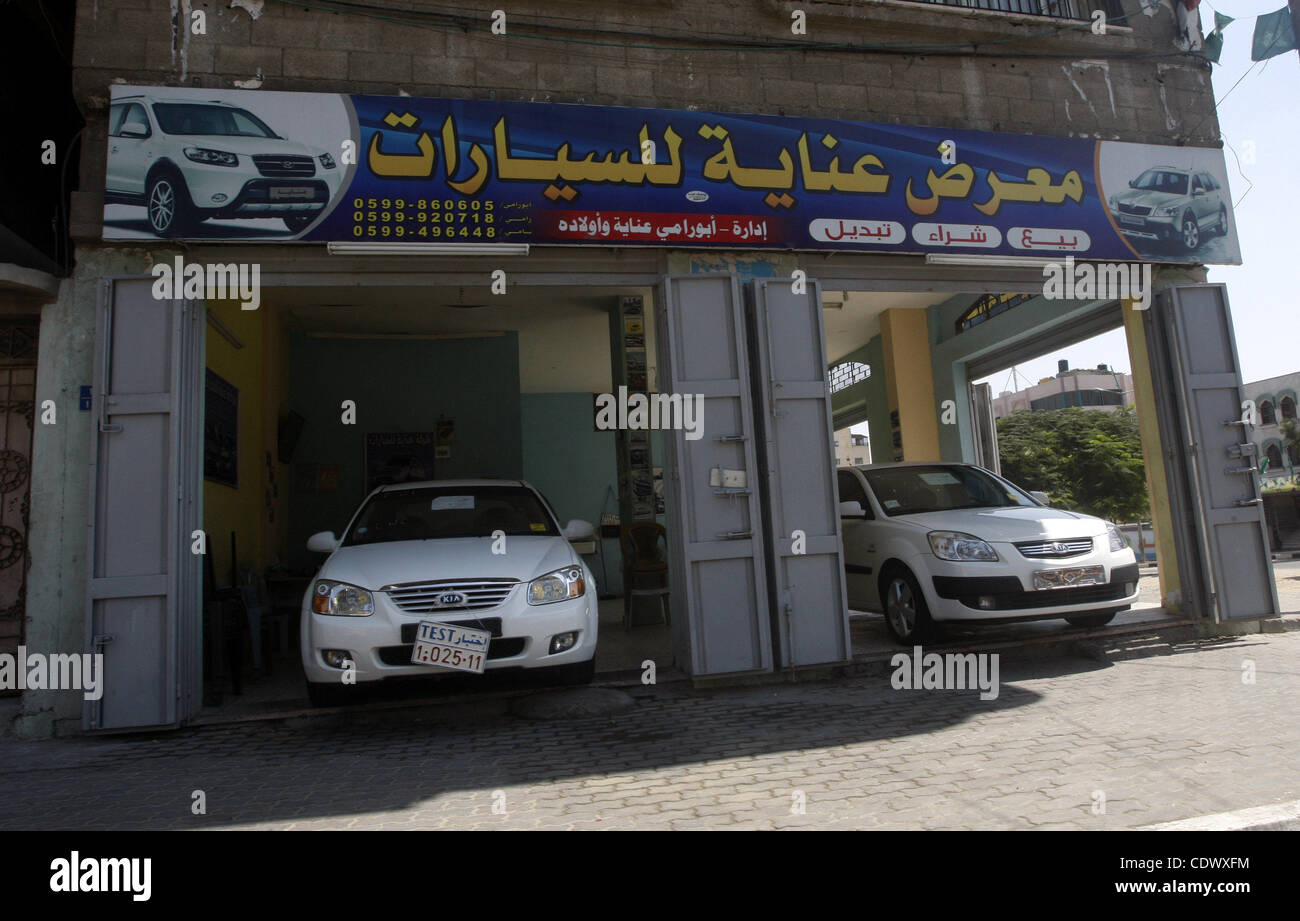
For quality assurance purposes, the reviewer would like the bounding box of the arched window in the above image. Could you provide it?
[1281,395,1297,421]
[1288,442,1300,467]
[829,361,871,394]
[1260,400,1276,425]
[1265,444,1284,472]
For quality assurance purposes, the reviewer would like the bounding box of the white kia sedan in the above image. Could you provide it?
[837,463,1139,644]
[301,480,598,705]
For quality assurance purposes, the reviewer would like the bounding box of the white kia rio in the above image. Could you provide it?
[837,463,1140,644]
[300,480,599,705]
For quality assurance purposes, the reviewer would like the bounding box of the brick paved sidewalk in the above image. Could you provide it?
[0,630,1297,830]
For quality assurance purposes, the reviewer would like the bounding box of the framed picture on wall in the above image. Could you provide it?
[204,369,239,487]
[365,432,436,493]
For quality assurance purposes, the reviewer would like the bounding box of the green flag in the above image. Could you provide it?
[1205,29,1225,62]
[1203,11,1235,64]
[1252,7,1298,61]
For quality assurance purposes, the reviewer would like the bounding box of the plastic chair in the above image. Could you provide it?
[620,522,670,630]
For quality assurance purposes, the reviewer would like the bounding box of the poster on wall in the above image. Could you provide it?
[102,86,1240,264]
[364,432,436,493]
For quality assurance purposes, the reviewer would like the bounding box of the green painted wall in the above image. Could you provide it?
[830,335,889,464]
[286,331,521,570]
[521,392,622,593]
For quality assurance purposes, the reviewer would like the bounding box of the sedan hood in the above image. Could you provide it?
[318,536,578,590]
[894,506,1109,543]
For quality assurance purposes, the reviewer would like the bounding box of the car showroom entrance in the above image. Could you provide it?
[40,85,1278,734]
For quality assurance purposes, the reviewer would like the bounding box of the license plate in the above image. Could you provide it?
[410,621,491,673]
[1118,215,1144,226]
[269,186,314,200]
[1033,566,1105,590]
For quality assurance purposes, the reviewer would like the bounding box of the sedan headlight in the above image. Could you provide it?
[183,146,238,167]
[319,152,337,169]
[527,566,586,605]
[1108,526,1127,552]
[311,580,375,616]
[928,531,999,562]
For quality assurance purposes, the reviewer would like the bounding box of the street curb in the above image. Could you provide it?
[1137,799,1300,831]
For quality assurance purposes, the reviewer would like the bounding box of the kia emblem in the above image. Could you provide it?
[433,592,466,607]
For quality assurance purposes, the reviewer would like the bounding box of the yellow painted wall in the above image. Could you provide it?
[1122,299,1181,609]
[204,299,289,585]
[880,308,941,462]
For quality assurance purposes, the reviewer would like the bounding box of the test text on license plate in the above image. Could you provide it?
[410,621,491,673]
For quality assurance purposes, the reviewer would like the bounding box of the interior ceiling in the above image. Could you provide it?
[268,285,630,336]
[822,290,953,365]
[267,284,953,363]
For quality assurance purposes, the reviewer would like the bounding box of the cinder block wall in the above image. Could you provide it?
[68,0,1221,237]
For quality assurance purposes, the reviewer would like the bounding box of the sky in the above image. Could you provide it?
[972,2,1299,394]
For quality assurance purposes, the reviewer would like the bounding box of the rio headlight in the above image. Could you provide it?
[928,531,999,562]
[183,146,238,167]
[527,566,586,605]
[311,580,375,616]
[319,152,337,169]
[1108,526,1127,552]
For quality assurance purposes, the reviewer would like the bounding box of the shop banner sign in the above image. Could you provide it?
[103,85,1241,264]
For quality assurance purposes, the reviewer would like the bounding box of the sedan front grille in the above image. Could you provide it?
[1117,203,1152,216]
[252,154,317,177]
[382,579,518,615]
[1015,538,1093,559]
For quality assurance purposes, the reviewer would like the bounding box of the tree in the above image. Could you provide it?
[996,406,1149,521]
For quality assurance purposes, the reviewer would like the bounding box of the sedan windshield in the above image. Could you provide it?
[152,103,278,138]
[864,465,1039,517]
[1131,169,1188,196]
[343,485,559,546]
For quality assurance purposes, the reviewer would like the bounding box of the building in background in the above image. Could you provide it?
[992,360,1134,418]
[834,430,871,467]
[1244,371,1300,485]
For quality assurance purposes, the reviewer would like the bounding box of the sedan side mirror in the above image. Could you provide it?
[306,531,339,553]
[838,500,867,519]
[562,519,596,541]
[1029,491,1050,505]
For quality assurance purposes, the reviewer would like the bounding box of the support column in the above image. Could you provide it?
[1122,296,1182,610]
[880,308,941,462]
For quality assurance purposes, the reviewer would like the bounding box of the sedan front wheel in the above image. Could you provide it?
[882,568,935,645]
